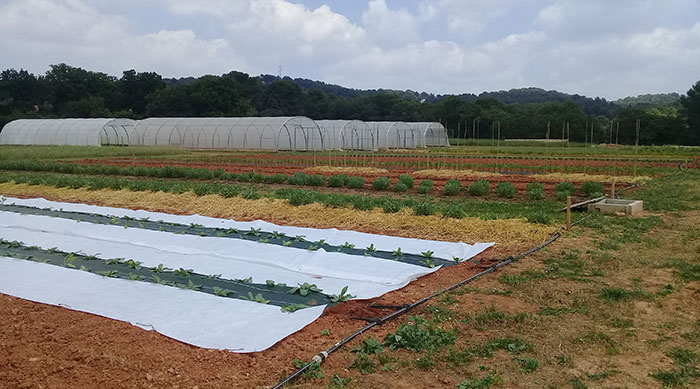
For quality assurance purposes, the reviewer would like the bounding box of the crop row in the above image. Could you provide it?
[113,155,669,176]
[0,171,564,223]
[0,202,454,268]
[0,238,338,310]
[0,160,604,198]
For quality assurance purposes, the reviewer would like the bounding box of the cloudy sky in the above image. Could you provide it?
[1,0,699,100]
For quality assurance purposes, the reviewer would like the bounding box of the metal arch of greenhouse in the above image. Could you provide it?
[0,119,135,146]
[366,121,419,149]
[409,122,450,147]
[129,117,327,151]
[315,120,377,151]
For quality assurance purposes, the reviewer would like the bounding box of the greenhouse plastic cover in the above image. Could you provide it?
[0,197,493,352]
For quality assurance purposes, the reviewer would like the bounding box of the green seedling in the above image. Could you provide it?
[151,264,171,273]
[205,273,222,279]
[293,235,306,242]
[330,286,356,303]
[245,227,262,237]
[151,275,174,286]
[453,257,463,263]
[266,280,276,287]
[307,245,319,251]
[105,258,124,265]
[423,258,436,268]
[97,270,119,278]
[341,241,356,249]
[235,276,253,283]
[366,243,376,253]
[321,329,330,336]
[392,248,403,258]
[189,223,204,228]
[283,240,292,247]
[258,238,270,243]
[421,250,434,259]
[63,253,76,268]
[179,279,201,291]
[281,304,309,312]
[129,273,145,281]
[241,292,270,304]
[288,282,323,296]
[270,231,286,239]
[124,259,142,270]
[213,286,233,297]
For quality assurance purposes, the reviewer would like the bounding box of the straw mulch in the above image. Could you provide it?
[304,166,389,175]
[0,183,556,246]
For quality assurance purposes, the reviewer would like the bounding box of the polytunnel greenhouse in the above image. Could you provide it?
[0,119,135,146]
[410,122,451,147]
[315,120,377,150]
[129,117,326,151]
[366,122,419,149]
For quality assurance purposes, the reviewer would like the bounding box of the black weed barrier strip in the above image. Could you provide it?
[0,203,454,268]
[0,239,332,311]
[270,219,584,388]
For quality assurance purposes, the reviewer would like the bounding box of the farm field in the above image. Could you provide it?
[1,144,699,388]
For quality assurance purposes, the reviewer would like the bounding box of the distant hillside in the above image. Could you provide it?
[614,93,681,107]
[256,76,614,116]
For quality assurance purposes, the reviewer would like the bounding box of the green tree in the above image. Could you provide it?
[680,81,700,145]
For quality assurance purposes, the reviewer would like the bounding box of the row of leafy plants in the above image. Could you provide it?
[0,171,563,224]
[0,160,604,199]
[0,202,455,268]
[0,238,358,311]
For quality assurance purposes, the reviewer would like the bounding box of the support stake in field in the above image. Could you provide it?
[566,196,572,231]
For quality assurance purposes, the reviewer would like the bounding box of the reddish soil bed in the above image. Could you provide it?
[1,240,518,388]
[72,158,631,193]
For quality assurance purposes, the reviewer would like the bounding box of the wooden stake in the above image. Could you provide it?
[566,196,572,231]
[611,179,616,199]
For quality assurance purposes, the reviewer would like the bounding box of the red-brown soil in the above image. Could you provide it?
[71,158,630,193]
[0,241,520,389]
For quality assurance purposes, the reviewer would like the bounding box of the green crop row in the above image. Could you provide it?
[0,171,563,224]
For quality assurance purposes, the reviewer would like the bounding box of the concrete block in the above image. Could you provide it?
[588,199,643,215]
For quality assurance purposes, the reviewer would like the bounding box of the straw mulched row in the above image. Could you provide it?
[413,168,650,183]
[413,169,501,179]
[304,166,389,175]
[0,183,556,246]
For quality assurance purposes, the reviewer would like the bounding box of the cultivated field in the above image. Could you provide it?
[1,143,699,388]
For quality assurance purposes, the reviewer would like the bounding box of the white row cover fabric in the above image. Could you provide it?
[0,257,326,352]
[367,121,419,149]
[0,119,135,146]
[0,197,494,351]
[3,197,493,261]
[130,117,325,151]
[409,122,450,147]
[316,120,377,150]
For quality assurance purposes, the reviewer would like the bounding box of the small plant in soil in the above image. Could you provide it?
[330,286,356,303]
[372,177,391,191]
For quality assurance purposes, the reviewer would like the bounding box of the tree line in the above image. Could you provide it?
[0,64,698,145]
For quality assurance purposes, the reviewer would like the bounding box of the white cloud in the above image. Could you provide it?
[0,0,698,99]
[361,0,419,48]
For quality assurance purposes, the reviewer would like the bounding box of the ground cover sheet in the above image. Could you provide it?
[0,196,493,352]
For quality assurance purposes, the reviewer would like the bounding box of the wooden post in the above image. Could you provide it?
[566,196,572,231]
[611,179,616,199]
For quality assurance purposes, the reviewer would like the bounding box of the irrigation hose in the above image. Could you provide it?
[271,213,593,389]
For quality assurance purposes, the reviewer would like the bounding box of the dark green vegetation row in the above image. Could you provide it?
[0,239,333,310]
[0,170,565,224]
[0,203,453,268]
